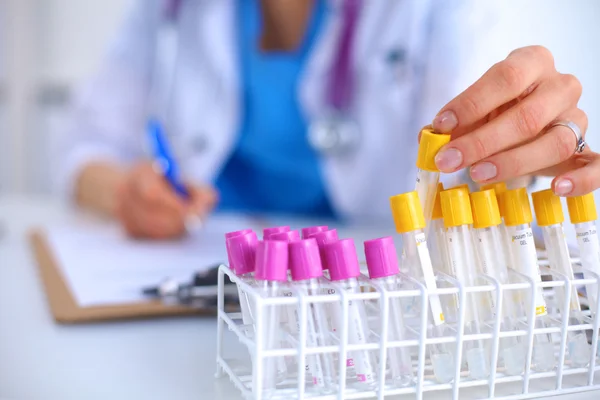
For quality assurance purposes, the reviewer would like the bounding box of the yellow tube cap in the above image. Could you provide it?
[448,183,470,193]
[470,190,502,229]
[531,189,565,226]
[567,193,598,224]
[440,188,473,228]
[501,188,533,227]
[389,191,426,233]
[416,126,451,172]
[480,182,507,196]
[431,183,445,220]
[481,182,508,217]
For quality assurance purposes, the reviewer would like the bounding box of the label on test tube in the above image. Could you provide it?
[508,226,547,316]
[576,225,600,272]
[415,232,445,325]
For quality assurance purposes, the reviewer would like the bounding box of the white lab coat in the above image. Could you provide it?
[55,0,492,222]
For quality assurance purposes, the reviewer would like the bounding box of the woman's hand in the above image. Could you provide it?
[115,162,218,239]
[432,45,595,196]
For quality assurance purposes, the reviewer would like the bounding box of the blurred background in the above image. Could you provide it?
[0,0,598,195]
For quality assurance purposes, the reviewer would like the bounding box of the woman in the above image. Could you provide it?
[55,0,593,239]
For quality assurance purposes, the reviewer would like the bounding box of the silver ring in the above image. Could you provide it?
[550,120,586,154]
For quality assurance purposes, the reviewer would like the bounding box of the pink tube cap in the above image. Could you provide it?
[225,229,253,268]
[263,226,291,239]
[270,230,301,242]
[324,238,361,281]
[227,232,258,275]
[289,239,323,281]
[254,240,289,282]
[301,225,329,239]
[364,236,399,279]
[307,229,339,270]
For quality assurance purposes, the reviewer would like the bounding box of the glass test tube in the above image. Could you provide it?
[254,240,290,398]
[324,239,377,389]
[470,190,524,375]
[532,189,590,367]
[429,183,452,277]
[481,183,511,270]
[414,127,451,233]
[226,230,257,332]
[440,188,491,380]
[390,191,454,383]
[567,194,600,359]
[365,237,414,387]
[307,229,339,281]
[289,239,337,394]
[501,188,556,372]
[567,194,600,312]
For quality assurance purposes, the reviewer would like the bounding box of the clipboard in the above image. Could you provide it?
[29,230,209,324]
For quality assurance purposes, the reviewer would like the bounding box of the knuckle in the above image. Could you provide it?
[471,134,491,160]
[560,73,582,98]
[528,45,554,65]
[458,93,484,119]
[497,60,527,92]
[514,103,545,137]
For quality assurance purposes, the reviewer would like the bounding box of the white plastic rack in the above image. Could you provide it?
[215,259,600,399]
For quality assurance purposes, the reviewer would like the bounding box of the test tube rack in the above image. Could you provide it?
[215,258,600,400]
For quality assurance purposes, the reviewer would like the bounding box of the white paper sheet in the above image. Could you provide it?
[46,214,257,307]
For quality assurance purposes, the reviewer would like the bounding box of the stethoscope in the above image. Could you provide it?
[155,0,363,158]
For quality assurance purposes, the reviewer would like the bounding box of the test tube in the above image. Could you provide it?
[389,191,454,383]
[501,188,556,372]
[226,231,258,332]
[253,240,290,397]
[289,239,337,394]
[532,189,590,367]
[414,126,451,231]
[470,190,524,375]
[301,226,329,239]
[269,230,302,369]
[567,194,600,359]
[440,188,491,380]
[429,183,451,276]
[567,193,600,311]
[324,239,377,389]
[480,182,510,260]
[263,226,291,239]
[365,237,414,387]
[308,229,339,280]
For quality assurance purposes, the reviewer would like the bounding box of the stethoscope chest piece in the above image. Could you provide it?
[308,112,361,156]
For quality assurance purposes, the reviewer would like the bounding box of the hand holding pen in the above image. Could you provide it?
[113,120,217,239]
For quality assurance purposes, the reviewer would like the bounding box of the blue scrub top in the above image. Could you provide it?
[214,0,335,218]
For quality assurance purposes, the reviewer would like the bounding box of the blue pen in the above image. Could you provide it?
[147,118,190,199]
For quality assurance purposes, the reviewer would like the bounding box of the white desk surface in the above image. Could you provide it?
[1,195,600,400]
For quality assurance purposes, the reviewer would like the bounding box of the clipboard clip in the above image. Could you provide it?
[142,264,239,308]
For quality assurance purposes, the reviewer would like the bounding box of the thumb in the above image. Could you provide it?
[187,185,219,216]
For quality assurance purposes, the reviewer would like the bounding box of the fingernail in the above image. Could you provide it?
[432,110,458,133]
[554,179,574,196]
[470,162,498,182]
[435,148,463,172]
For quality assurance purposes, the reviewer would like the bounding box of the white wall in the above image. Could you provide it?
[0,0,129,194]
[1,0,600,194]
